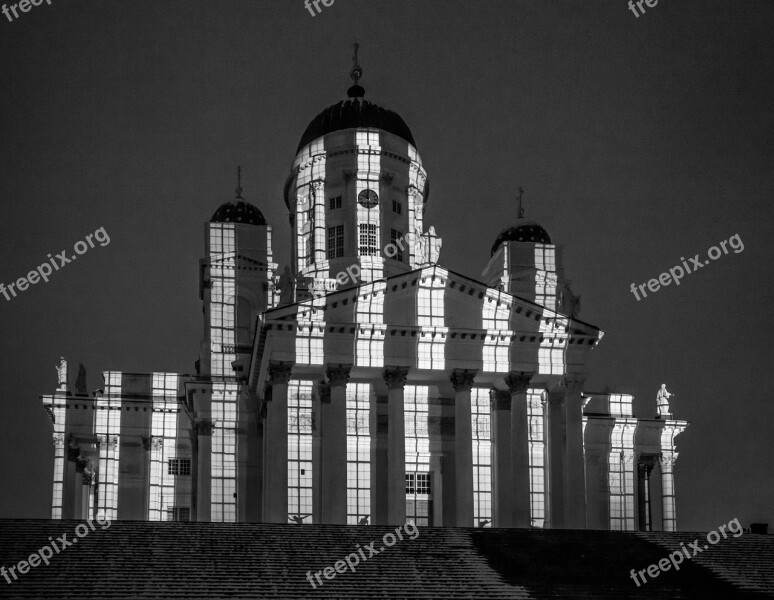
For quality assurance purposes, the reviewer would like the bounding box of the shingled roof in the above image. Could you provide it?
[0,520,772,599]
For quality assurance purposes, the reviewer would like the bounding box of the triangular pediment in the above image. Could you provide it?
[261,265,602,339]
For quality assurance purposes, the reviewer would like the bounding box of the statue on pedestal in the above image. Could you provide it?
[657,384,674,418]
[56,357,67,390]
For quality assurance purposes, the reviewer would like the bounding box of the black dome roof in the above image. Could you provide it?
[211,199,266,226]
[491,219,552,255]
[297,96,416,153]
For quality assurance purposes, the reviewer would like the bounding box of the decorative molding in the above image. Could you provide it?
[659,453,678,468]
[96,435,119,450]
[194,420,215,437]
[326,363,352,387]
[383,366,409,390]
[490,388,511,411]
[450,368,477,392]
[267,361,293,386]
[561,374,586,391]
[82,467,95,486]
[151,436,164,451]
[505,371,534,394]
[546,387,566,406]
[52,433,65,448]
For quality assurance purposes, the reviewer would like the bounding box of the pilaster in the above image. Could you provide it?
[505,370,534,528]
[384,366,409,525]
[321,363,351,524]
[263,361,292,523]
[450,368,476,527]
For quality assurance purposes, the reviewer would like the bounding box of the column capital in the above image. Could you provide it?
[450,368,477,392]
[268,361,293,385]
[546,386,566,405]
[310,178,325,191]
[561,373,586,392]
[326,363,352,387]
[194,420,214,437]
[505,371,534,394]
[490,388,511,411]
[383,366,410,390]
[659,453,678,467]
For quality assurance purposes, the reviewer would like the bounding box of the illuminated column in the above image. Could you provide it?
[546,386,565,528]
[321,363,351,524]
[384,366,409,525]
[660,453,678,532]
[562,375,587,529]
[584,451,606,529]
[264,361,292,523]
[506,371,533,528]
[311,180,327,273]
[451,368,476,527]
[194,419,213,521]
[491,388,514,528]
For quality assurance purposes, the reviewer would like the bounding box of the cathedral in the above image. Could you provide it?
[40,55,688,532]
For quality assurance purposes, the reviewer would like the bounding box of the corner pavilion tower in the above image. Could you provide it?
[40,56,688,532]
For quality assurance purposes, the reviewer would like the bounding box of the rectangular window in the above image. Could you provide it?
[392,200,402,214]
[390,229,404,261]
[358,223,378,256]
[288,381,314,523]
[166,507,190,522]
[405,386,431,526]
[472,389,492,527]
[329,196,342,210]
[168,458,191,476]
[346,383,371,524]
[527,389,546,528]
[327,225,344,259]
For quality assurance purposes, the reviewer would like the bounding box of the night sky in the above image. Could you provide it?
[1,0,772,531]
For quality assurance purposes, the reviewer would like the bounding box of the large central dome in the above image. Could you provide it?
[296,94,416,153]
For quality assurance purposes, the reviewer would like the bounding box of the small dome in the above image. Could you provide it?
[491,219,552,255]
[210,199,266,226]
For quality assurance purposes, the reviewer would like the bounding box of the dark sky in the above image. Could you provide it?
[1,0,772,531]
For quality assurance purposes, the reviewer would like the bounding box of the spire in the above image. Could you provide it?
[235,165,243,199]
[347,42,365,98]
[517,187,525,219]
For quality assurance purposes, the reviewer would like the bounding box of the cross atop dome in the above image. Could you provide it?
[348,42,365,98]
